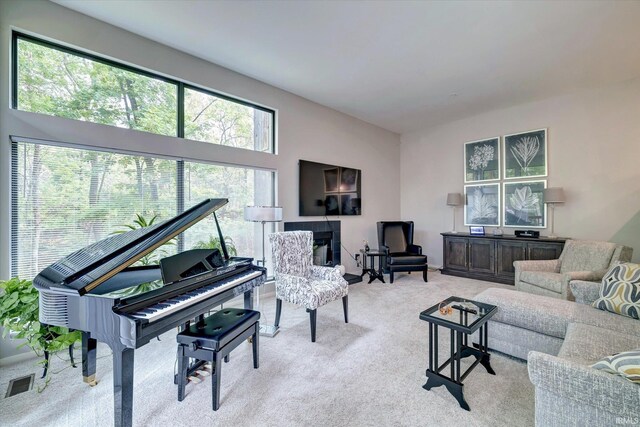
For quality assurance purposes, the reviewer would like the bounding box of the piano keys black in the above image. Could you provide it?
[33,198,266,427]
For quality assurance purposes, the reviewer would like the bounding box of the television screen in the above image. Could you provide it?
[299,160,362,216]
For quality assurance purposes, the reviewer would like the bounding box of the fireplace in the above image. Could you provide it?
[312,231,334,266]
[283,220,361,284]
[284,221,341,266]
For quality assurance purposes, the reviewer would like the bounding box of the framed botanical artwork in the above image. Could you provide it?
[464,137,500,183]
[464,183,500,226]
[504,129,547,179]
[323,168,339,192]
[503,180,547,228]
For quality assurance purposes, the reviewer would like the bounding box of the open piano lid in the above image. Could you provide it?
[33,198,229,296]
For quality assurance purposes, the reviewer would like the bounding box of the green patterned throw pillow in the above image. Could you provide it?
[592,262,640,320]
[591,349,640,384]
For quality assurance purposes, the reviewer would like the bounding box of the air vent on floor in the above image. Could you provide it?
[5,374,35,398]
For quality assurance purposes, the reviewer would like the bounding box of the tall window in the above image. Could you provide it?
[13,33,275,153]
[11,140,275,279]
[182,161,275,257]
[16,37,178,136]
[184,87,273,152]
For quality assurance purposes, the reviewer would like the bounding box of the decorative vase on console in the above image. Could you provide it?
[363,240,370,252]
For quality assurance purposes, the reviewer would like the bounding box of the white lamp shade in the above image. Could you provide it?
[446,193,463,206]
[543,188,565,204]
[244,206,283,222]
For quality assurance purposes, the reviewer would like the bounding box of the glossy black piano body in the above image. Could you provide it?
[33,199,266,427]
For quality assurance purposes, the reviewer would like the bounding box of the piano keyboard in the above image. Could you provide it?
[129,270,262,322]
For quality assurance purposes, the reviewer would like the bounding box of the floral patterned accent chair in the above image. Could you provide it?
[514,239,633,300]
[269,231,349,342]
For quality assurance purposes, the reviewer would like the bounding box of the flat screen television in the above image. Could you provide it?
[299,160,362,216]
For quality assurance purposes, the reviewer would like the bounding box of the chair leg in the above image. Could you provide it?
[224,354,230,363]
[275,298,282,327]
[177,345,187,402]
[212,352,222,411]
[390,272,394,284]
[252,323,259,369]
[423,268,428,283]
[342,295,349,324]
[309,309,317,343]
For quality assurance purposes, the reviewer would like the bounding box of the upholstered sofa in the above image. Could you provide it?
[474,283,640,426]
[514,239,633,301]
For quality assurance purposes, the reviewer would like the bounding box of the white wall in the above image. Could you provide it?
[401,77,640,267]
[0,0,400,358]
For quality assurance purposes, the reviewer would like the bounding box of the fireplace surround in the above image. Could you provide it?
[283,220,361,284]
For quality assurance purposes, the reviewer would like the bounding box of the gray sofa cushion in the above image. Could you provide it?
[569,280,601,305]
[572,301,640,337]
[558,323,640,364]
[529,352,640,425]
[480,321,564,359]
[475,287,575,338]
[559,240,616,274]
[475,287,640,339]
[519,271,563,293]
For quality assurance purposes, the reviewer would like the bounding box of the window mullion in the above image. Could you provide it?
[176,82,185,252]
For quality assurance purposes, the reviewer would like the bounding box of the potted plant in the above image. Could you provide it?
[193,234,238,256]
[0,277,81,388]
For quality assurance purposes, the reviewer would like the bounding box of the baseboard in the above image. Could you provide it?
[0,351,38,367]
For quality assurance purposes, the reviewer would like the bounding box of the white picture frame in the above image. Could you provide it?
[464,183,500,227]
[503,180,547,228]
[503,128,548,179]
[464,137,501,183]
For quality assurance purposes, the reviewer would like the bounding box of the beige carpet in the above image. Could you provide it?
[0,272,534,426]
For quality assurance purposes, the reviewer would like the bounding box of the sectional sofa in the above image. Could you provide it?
[474,281,640,426]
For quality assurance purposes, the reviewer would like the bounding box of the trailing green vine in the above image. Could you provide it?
[0,277,81,389]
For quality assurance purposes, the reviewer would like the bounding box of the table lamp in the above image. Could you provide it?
[446,193,463,233]
[543,187,565,239]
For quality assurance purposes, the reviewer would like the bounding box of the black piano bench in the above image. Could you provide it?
[176,308,260,411]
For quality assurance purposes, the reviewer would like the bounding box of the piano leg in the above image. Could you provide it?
[112,347,135,427]
[82,332,98,386]
[244,289,255,343]
[244,288,254,310]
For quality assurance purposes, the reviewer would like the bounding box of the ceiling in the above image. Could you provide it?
[53,0,640,134]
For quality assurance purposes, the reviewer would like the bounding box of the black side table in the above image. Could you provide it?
[419,296,497,411]
[359,249,385,283]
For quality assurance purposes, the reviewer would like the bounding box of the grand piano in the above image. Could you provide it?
[33,198,266,427]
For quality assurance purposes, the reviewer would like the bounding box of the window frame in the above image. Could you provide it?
[11,31,276,153]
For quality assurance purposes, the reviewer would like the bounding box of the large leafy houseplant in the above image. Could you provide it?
[111,213,174,265]
[0,277,81,387]
[193,234,238,256]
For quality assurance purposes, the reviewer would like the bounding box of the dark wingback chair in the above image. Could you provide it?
[377,221,428,283]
